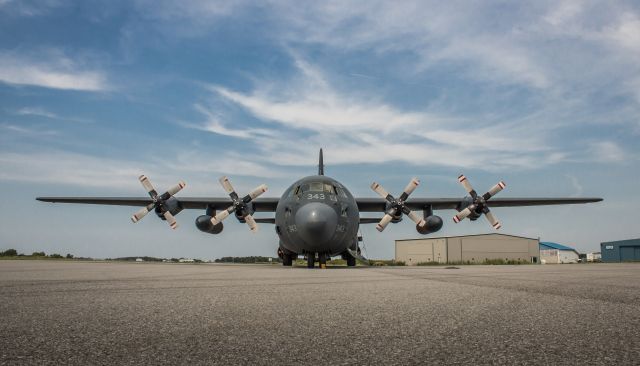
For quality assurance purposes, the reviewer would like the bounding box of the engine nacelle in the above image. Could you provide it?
[195,215,224,234]
[416,215,443,235]
[385,202,403,223]
[234,202,255,223]
[155,196,183,219]
[457,196,481,220]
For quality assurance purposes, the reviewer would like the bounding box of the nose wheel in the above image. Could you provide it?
[318,253,327,269]
[307,253,315,269]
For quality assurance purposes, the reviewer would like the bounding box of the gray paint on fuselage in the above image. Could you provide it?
[275,175,360,257]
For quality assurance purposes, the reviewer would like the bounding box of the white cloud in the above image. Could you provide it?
[14,107,93,123]
[0,51,109,91]
[0,148,288,195]
[589,141,626,163]
[195,58,563,170]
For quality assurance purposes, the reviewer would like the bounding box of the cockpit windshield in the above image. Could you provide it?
[294,182,339,195]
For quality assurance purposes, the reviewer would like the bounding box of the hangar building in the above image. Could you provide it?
[395,233,539,265]
[601,238,640,262]
[539,242,580,264]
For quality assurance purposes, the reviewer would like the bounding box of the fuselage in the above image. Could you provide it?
[275,175,360,257]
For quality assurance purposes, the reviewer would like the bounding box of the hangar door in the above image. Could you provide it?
[620,246,640,261]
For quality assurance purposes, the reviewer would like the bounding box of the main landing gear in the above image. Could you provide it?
[346,255,356,267]
[278,247,294,267]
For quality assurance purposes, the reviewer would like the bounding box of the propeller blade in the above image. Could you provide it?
[139,175,157,197]
[457,175,476,197]
[166,181,187,196]
[370,182,391,200]
[246,184,268,201]
[484,210,502,230]
[375,214,394,232]
[219,176,235,194]
[131,203,154,223]
[244,214,258,232]
[483,181,506,200]
[406,210,426,227]
[399,177,420,201]
[163,211,178,230]
[453,205,475,223]
[210,208,233,225]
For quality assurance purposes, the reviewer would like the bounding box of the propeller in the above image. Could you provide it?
[370,178,426,232]
[210,176,268,232]
[453,174,506,229]
[130,175,186,229]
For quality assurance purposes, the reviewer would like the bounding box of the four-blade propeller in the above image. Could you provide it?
[453,175,506,230]
[210,176,268,232]
[130,175,186,229]
[370,178,426,232]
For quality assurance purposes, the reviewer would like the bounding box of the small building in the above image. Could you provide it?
[539,242,579,264]
[135,258,143,262]
[601,239,640,262]
[395,233,540,265]
[586,252,601,262]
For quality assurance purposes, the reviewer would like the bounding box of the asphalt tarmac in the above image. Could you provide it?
[0,261,639,365]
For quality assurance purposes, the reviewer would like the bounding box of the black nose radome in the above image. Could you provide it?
[295,202,338,247]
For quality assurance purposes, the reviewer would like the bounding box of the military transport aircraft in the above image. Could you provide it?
[37,149,601,268]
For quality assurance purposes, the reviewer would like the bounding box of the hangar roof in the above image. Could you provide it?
[396,233,538,242]
[540,242,578,252]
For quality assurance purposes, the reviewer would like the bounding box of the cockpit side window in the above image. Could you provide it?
[336,187,348,198]
[324,183,336,194]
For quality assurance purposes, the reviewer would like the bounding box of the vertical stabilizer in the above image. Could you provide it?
[318,148,324,175]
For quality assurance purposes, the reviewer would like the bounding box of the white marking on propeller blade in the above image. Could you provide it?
[219,176,235,193]
[406,210,426,227]
[402,177,420,197]
[139,175,155,193]
[370,182,390,199]
[458,174,474,194]
[163,211,178,230]
[131,204,152,223]
[245,214,258,232]
[248,184,268,200]
[485,211,501,230]
[453,206,473,222]
[486,181,506,197]
[210,208,232,225]
[375,214,394,232]
[166,181,187,196]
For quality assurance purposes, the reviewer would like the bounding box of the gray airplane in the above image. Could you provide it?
[37,149,602,268]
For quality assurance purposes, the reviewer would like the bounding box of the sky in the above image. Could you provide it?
[1,0,639,260]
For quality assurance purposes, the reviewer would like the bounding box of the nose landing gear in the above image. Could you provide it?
[306,252,328,269]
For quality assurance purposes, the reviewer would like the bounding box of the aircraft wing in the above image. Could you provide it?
[36,197,280,212]
[355,197,603,212]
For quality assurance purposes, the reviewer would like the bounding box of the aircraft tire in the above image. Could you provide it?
[318,253,327,269]
[346,256,356,267]
[307,253,315,269]
[282,255,293,266]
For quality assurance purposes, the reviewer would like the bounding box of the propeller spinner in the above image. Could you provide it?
[453,174,506,229]
[130,175,186,229]
[370,177,426,232]
[210,176,268,232]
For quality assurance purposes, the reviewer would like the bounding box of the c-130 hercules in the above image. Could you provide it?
[37,149,601,268]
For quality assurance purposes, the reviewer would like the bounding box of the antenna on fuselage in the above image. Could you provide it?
[318,148,324,176]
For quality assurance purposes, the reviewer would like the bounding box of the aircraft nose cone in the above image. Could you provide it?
[295,202,338,248]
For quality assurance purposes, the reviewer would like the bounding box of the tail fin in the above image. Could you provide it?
[318,148,324,175]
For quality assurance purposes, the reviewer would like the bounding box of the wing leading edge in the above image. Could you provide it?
[36,197,280,212]
[355,197,603,212]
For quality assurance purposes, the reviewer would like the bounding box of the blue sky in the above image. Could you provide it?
[1,0,638,259]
